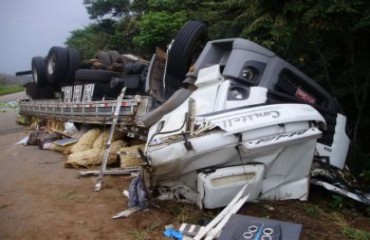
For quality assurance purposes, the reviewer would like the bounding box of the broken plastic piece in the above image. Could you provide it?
[163,227,183,240]
[179,223,207,237]
[112,207,141,219]
[15,136,29,145]
[128,175,147,209]
[311,179,370,205]
[194,184,251,240]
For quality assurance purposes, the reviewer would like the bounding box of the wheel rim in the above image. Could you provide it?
[47,55,56,75]
[32,68,38,83]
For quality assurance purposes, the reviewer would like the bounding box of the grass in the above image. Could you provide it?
[0,83,24,96]
[128,219,162,240]
[303,203,323,217]
[330,212,370,240]
[342,227,370,240]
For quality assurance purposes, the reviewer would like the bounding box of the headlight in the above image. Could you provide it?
[242,67,256,81]
[229,86,248,100]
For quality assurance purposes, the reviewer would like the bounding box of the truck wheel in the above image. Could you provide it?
[25,82,38,99]
[46,46,68,85]
[96,51,112,66]
[108,51,121,64]
[37,85,56,99]
[24,82,55,100]
[125,62,145,74]
[141,66,149,82]
[31,56,48,87]
[74,69,121,83]
[65,48,81,84]
[166,21,207,88]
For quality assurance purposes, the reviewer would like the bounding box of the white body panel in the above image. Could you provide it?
[315,113,350,169]
[145,65,327,208]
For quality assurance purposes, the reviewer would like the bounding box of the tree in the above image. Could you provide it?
[133,11,187,52]
[132,0,205,52]
[202,0,370,150]
[83,0,130,19]
[66,24,111,59]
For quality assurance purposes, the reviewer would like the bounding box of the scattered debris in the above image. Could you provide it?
[311,179,370,205]
[66,140,124,167]
[38,133,60,150]
[127,175,147,209]
[79,167,141,177]
[179,224,207,238]
[70,128,102,153]
[218,214,302,240]
[118,144,146,168]
[26,130,61,148]
[112,207,141,219]
[194,183,251,240]
[113,174,148,219]
[15,136,29,145]
[163,183,301,239]
[164,225,183,240]
[63,122,78,136]
[53,138,79,147]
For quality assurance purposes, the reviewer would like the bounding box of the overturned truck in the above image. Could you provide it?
[142,37,360,209]
[18,21,369,209]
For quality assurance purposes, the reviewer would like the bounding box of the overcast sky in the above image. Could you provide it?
[0,0,91,75]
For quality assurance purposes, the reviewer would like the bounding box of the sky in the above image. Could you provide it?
[0,0,91,75]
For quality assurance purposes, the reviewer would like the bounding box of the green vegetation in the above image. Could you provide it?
[0,76,24,96]
[303,203,323,217]
[128,221,162,240]
[0,79,23,96]
[342,227,370,240]
[330,212,370,240]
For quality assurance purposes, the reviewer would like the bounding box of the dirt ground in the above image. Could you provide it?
[1,92,370,240]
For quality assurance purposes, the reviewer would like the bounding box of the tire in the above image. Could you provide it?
[74,69,121,83]
[125,62,145,74]
[140,66,149,93]
[111,62,124,72]
[108,50,121,64]
[31,56,48,87]
[46,46,68,85]
[96,51,112,66]
[166,21,207,87]
[110,77,125,90]
[65,47,81,84]
[25,82,55,99]
[141,66,149,83]
[25,82,38,99]
[124,74,141,95]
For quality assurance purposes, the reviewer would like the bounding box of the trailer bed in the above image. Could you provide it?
[18,96,153,139]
